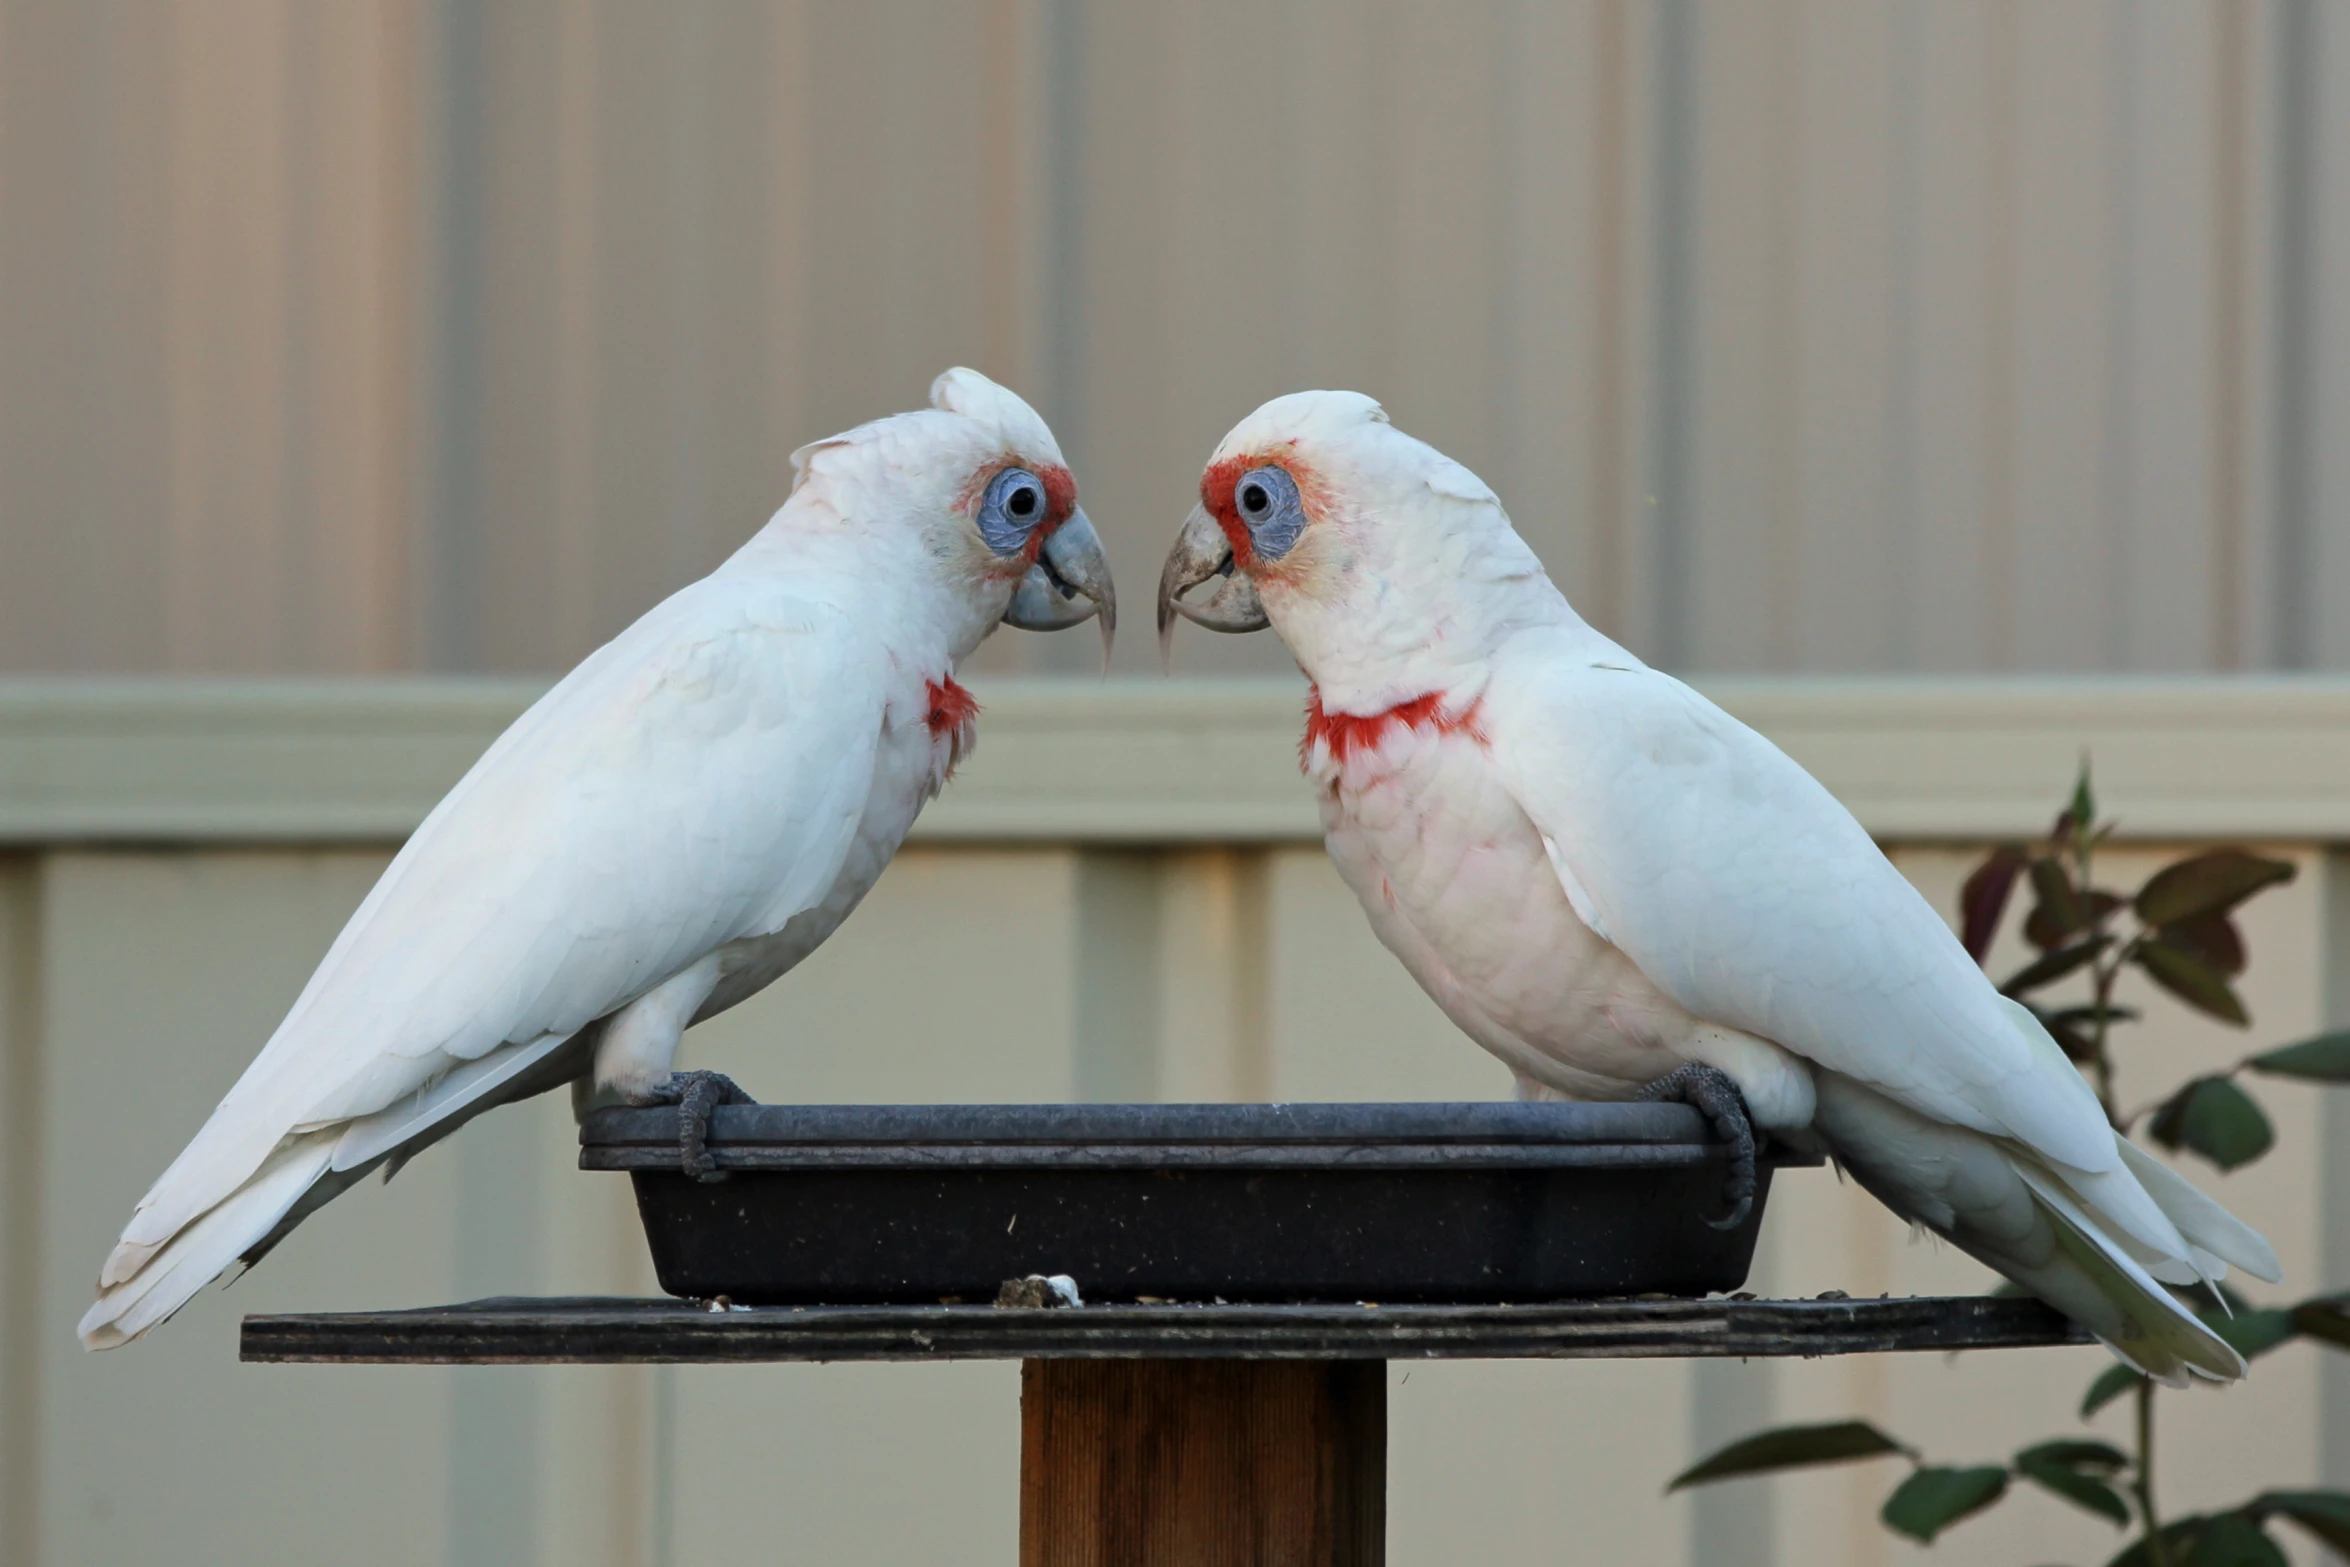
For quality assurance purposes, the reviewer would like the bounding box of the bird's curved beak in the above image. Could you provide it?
[1156,503,1268,661]
[1003,507,1117,668]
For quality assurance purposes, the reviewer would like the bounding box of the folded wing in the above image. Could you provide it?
[84,574,886,1342]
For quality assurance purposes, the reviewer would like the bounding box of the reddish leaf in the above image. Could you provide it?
[1959,846,2028,964]
[2023,884,2120,951]
[2160,912,2246,977]
[2134,937,2251,1026]
[2134,850,2296,928]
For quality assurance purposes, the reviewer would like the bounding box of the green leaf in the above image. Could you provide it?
[2288,1298,2350,1350]
[2021,1465,2132,1528]
[1961,846,2029,964]
[2133,938,2252,1026]
[2002,936,2113,997]
[2082,1364,2145,1419]
[2050,1003,2141,1030]
[2026,858,2089,949]
[2135,849,2296,927]
[2246,1030,2350,1083]
[2014,1440,2132,1528]
[2206,1307,2296,1361]
[2147,1077,2275,1171]
[2032,1005,2101,1062]
[2063,764,2098,845]
[2245,1489,2350,1552]
[1667,1420,1907,1490]
[1881,1465,2009,1543]
[2181,1514,2287,1567]
[2106,1519,2215,1567]
[2016,1439,2129,1473]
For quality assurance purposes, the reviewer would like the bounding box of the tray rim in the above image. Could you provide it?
[579,1100,1822,1171]
[583,1097,1798,1141]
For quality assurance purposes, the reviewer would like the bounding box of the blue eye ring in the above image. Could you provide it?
[1234,465,1307,560]
[978,467,1047,556]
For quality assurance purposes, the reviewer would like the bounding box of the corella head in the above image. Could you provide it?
[1157,390,1551,689]
[792,367,1116,665]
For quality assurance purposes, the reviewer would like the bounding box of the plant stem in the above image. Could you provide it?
[2078,825,2122,1125]
[2135,1376,2168,1567]
[2088,959,2120,1123]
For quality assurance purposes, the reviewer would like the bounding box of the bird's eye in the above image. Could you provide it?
[1232,465,1307,559]
[978,466,1049,556]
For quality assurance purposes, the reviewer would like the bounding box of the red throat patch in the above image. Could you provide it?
[925,676,980,739]
[1300,686,1486,770]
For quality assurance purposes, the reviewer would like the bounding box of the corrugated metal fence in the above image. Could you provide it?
[4,2,2348,679]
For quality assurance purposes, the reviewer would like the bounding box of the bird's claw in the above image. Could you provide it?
[1638,1065,1758,1230]
[645,1070,755,1183]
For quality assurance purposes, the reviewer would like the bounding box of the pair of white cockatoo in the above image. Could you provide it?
[83,369,2276,1386]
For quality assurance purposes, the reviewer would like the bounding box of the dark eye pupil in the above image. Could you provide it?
[1241,483,1269,515]
[1008,485,1037,518]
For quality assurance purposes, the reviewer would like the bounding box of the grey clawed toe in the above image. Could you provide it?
[645,1070,755,1182]
[1637,1064,1758,1231]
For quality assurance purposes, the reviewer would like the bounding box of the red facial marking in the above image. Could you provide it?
[1300,685,1486,771]
[1200,453,1262,568]
[926,676,980,739]
[1198,445,1326,573]
[1021,462,1079,564]
[1038,463,1077,530]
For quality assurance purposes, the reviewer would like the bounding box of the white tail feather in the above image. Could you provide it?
[2114,1138,2282,1282]
[2012,1164,2244,1384]
[78,1134,337,1349]
[1812,1071,2270,1384]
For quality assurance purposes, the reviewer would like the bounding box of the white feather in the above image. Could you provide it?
[1204,388,2281,1382]
[83,368,1082,1347]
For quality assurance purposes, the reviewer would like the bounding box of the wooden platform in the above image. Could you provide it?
[240,1292,2084,1364]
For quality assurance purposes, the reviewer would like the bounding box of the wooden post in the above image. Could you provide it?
[1019,1359,1386,1567]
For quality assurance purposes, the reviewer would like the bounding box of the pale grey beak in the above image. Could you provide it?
[1156,502,1268,663]
[1003,507,1116,668]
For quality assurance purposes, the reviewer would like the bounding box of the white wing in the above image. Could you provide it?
[1483,642,2116,1176]
[109,570,892,1273]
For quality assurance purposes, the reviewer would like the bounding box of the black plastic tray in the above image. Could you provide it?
[578,1102,1809,1306]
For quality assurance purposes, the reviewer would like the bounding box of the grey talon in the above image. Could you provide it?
[1637,1064,1758,1231]
[648,1070,755,1183]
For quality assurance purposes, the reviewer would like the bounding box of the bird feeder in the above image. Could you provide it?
[242,1100,2082,1566]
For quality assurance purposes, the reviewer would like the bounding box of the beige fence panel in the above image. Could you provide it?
[0,678,2344,1565]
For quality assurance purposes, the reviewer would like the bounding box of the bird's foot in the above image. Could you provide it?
[1638,1064,1757,1231]
[643,1071,756,1183]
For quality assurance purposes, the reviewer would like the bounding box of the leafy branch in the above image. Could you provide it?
[1670,765,2350,1566]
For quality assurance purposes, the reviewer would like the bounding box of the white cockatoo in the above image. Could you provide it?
[1159,390,2277,1382]
[82,368,1113,1349]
